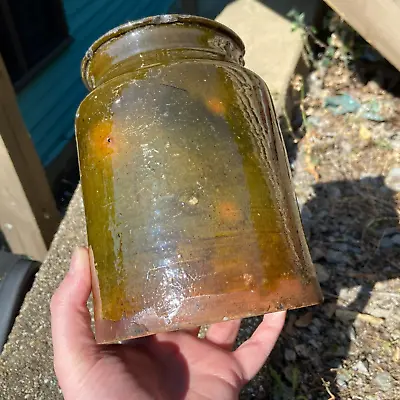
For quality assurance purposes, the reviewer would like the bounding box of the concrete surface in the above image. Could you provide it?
[0,1,322,398]
[0,191,86,399]
[216,0,321,112]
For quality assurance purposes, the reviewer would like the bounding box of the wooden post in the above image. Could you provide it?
[324,0,400,72]
[0,55,60,261]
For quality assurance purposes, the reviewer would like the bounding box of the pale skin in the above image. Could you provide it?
[51,247,286,400]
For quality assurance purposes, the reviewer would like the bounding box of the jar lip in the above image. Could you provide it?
[81,14,245,88]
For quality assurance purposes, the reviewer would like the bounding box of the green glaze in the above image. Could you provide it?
[76,15,322,343]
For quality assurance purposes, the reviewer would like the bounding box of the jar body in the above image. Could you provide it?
[76,17,322,344]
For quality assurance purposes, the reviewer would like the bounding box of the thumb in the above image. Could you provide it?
[50,247,98,383]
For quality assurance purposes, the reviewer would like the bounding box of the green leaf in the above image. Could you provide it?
[287,8,299,19]
[291,22,300,32]
[292,366,300,393]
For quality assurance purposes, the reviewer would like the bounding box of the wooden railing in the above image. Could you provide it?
[0,56,60,261]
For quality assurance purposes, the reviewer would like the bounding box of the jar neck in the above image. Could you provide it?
[81,15,245,90]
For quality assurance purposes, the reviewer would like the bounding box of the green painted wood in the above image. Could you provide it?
[17,0,175,165]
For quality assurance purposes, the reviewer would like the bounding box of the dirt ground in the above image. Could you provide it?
[238,43,400,398]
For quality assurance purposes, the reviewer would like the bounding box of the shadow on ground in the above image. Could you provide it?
[238,176,399,399]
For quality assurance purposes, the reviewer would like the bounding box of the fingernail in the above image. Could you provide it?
[69,247,86,275]
[264,311,287,321]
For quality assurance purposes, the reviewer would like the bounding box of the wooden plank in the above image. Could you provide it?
[324,0,400,72]
[0,55,60,261]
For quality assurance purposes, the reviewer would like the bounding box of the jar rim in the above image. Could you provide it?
[81,14,245,88]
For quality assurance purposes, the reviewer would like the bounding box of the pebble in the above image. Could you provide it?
[311,247,325,261]
[336,370,352,388]
[385,167,400,192]
[315,263,330,283]
[309,325,320,335]
[341,141,353,154]
[295,344,310,358]
[331,242,348,252]
[322,302,337,318]
[295,311,313,328]
[365,304,391,319]
[327,185,342,198]
[326,249,350,264]
[372,371,394,392]
[353,360,369,375]
[390,234,400,245]
[347,326,357,342]
[284,348,297,362]
[389,133,400,150]
[300,204,312,221]
[334,346,348,357]
[312,317,323,328]
[380,237,394,248]
[335,309,357,323]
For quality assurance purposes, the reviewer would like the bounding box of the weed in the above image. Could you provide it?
[287,9,367,69]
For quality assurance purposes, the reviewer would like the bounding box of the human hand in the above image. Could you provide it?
[51,247,286,400]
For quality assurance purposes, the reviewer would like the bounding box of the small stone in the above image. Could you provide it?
[284,313,297,335]
[385,167,400,192]
[311,317,322,328]
[380,237,394,248]
[373,371,394,392]
[359,124,372,141]
[295,311,313,328]
[308,339,319,349]
[336,370,351,388]
[326,249,349,264]
[284,348,297,362]
[315,263,330,283]
[322,302,336,318]
[347,326,357,342]
[327,185,342,198]
[301,205,312,238]
[331,242,348,252]
[295,344,310,358]
[335,308,357,323]
[353,360,369,375]
[311,247,325,261]
[309,325,320,335]
[389,133,400,150]
[392,347,400,362]
[391,234,400,245]
[365,304,391,319]
[366,80,381,93]
[300,204,312,221]
[334,346,347,357]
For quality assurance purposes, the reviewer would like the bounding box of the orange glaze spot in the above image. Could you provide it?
[89,120,119,159]
[206,97,226,116]
[217,201,242,224]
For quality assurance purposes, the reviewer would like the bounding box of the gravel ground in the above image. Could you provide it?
[239,59,400,399]
[0,191,87,399]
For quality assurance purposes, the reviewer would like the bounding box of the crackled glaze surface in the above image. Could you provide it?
[75,15,322,344]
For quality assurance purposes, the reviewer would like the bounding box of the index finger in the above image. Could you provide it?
[233,311,286,381]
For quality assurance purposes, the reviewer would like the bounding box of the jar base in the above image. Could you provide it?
[94,277,322,344]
